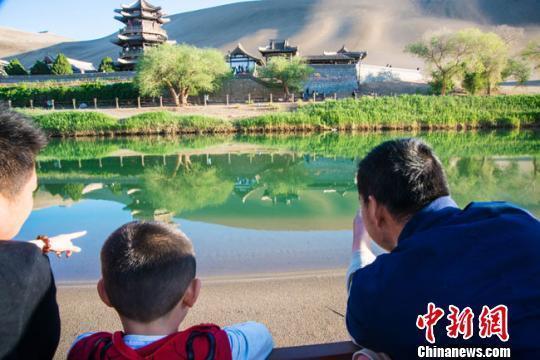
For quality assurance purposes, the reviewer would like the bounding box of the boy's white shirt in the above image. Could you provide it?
[71,321,274,360]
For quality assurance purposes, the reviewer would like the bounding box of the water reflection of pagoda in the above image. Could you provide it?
[113,0,174,70]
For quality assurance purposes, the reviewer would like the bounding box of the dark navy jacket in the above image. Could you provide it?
[346,199,540,360]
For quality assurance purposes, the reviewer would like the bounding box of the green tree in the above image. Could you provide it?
[135,44,230,107]
[135,164,233,215]
[51,53,73,75]
[502,58,531,85]
[98,57,115,73]
[470,30,509,95]
[30,60,52,75]
[258,57,313,97]
[405,30,477,96]
[521,39,540,69]
[5,59,28,75]
[462,71,485,95]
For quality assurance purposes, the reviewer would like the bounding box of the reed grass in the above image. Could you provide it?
[28,95,540,137]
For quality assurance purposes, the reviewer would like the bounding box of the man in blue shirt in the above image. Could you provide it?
[346,138,540,360]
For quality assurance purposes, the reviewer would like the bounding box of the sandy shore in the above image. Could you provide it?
[90,103,296,120]
[55,269,350,359]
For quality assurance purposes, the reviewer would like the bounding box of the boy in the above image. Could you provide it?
[68,221,274,360]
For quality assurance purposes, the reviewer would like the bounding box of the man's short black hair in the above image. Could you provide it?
[0,109,47,198]
[357,138,450,221]
[101,221,196,323]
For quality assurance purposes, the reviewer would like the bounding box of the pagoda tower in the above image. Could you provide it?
[113,0,173,70]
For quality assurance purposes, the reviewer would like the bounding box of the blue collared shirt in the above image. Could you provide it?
[346,198,540,359]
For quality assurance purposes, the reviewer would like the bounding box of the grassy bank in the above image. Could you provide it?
[27,95,540,136]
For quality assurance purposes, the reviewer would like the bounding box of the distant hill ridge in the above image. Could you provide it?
[2,0,539,69]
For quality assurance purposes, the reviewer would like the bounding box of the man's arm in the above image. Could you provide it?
[224,321,274,360]
[14,266,61,360]
[347,212,377,292]
[1,245,61,360]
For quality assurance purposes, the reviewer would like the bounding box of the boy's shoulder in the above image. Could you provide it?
[68,325,233,360]
[67,331,113,360]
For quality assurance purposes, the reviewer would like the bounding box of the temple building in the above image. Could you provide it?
[226,40,368,96]
[227,43,264,75]
[258,39,298,62]
[112,0,174,70]
[305,46,367,65]
[0,60,8,76]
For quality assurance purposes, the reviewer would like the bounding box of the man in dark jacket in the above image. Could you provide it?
[346,138,540,360]
[0,110,83,359]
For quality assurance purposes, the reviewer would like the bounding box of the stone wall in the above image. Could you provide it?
[304,64,360,96]
[209,74,287,103]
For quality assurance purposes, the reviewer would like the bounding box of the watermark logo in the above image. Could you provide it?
[446,305,474,340]
[416,303,445,344]
[417,304,509,343]
[479,305,509,342]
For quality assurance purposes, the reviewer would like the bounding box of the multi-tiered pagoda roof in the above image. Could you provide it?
[112,0,173,70]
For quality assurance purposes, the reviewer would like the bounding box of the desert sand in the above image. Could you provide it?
[0,27,71,59]
[3,0,539,69]
[56,269,350,359]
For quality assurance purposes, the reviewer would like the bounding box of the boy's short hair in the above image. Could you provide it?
[357,138,450,221]
[0,109,47,198]
[101,221,196,323]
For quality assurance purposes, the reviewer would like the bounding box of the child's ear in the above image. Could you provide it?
[97,278,113,307]
[182,278,201,308]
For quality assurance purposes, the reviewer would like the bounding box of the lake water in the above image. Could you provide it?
[18,131,539,282]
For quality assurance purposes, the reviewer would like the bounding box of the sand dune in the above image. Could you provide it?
[0,27,72,59]
[2,0,540,69]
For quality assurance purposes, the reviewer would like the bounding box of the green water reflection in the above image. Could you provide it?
[25,131,539,280]
[36,131,539,227]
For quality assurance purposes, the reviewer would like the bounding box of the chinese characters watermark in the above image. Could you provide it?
[417,304,509,344]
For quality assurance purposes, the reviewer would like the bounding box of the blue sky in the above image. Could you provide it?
[0,0,248,40]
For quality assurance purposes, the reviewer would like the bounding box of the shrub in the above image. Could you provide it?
[462,72,485,95]
[33,111,117,136]
[0,81,138,107]
[5,59,28,75]
[98,57,115,73]
[30,60,52,75]
[51,54,73,75]
[120,111,232,134]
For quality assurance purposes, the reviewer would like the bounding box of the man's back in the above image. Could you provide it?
[0,241,60,360]
[347,202,540,360]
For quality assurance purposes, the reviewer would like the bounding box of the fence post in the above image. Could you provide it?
[159,96,163,108]
[291,94,295,103]
[204,95,208,106]
[354,92,358,100]
[270,93,273,103]
[51,99,55,110]
[115,97,119,109]
[72,98,76,109]
[137,97,141,109]
[313,92,316,102]
[30,99,34,109]
[248,93,251,103]
[226,94,229,106]
[8,100,12,109]
[334,93,337,100]
[94,98,98,109]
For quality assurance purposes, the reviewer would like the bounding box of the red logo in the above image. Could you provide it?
[446,305,474,340]
[479,305,509,342]
[417,304,509,343]
[416,303,445,344]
